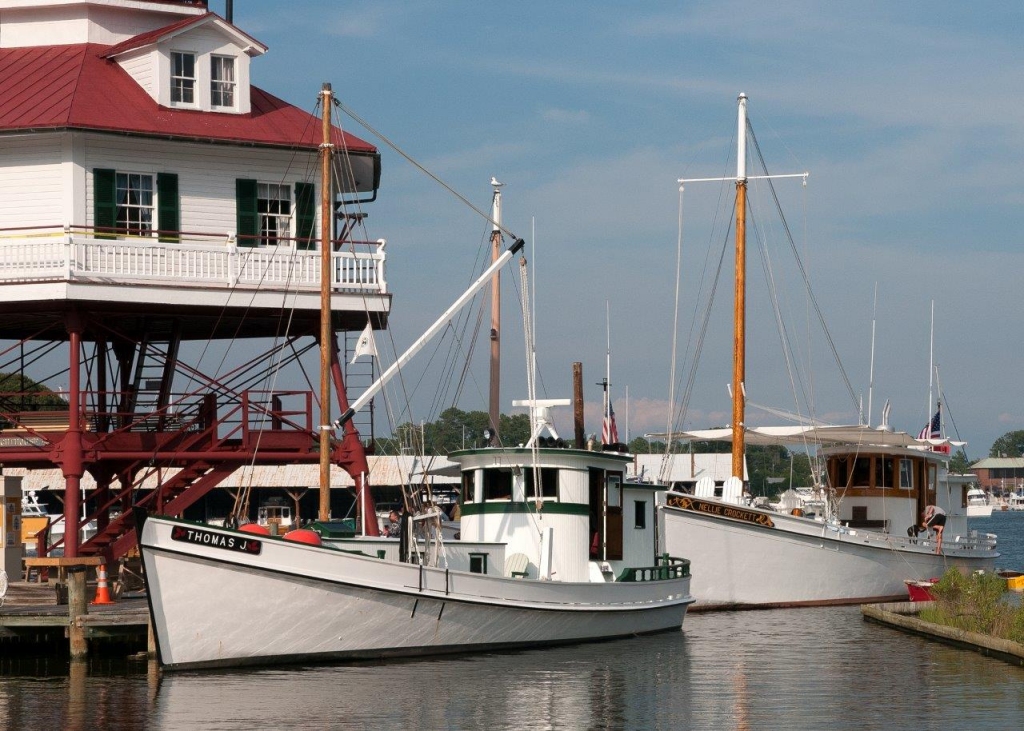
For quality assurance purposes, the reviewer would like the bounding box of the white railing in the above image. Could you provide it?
[0,227,387,293]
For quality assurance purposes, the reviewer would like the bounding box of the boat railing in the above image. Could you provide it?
[828,522,998,553]
[616,554,691,582]
[0,225,387,293]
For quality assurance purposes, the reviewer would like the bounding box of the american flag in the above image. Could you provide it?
[917,405,941,440]
[602,404,619,445]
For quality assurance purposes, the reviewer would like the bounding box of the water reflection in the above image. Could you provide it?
[2,606,1023,730]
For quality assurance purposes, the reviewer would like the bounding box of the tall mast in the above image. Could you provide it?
[318,82,334,522]
[676,95,808,483]
[731,93,748,480]
[489,178,504,439]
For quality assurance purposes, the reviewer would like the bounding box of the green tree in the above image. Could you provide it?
[746,445,814,497]
[989,430,1024,458]
[377,408,534,455]
[0,372,68,425]
[948,451,973,474]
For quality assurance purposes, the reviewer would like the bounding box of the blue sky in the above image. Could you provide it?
[228,2,1023,457]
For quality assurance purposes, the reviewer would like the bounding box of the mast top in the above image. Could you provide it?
[736,93,748,182]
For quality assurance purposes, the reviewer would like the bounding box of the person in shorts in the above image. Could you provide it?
[919,504,947,554]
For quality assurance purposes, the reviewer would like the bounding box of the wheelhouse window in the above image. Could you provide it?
[469,553,488,574]
[482,468,513,501]
[115,173,154,235]
[257,183,291,245]
[524,467,558,499]
[170,51,196,104]
[461,471,475,504]
[635,500,647,529]
[211,55,236,107]
[607,474,622,507]
[899,458,915,490]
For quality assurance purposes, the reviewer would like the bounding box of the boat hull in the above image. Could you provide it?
[140,516,693,669]
[660,500,997,609]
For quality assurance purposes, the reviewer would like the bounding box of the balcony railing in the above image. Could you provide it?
[0,225,387,293]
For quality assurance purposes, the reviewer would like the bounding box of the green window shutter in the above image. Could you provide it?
[94,168,116,240]
[294,182,316,251]
[157,173,180,243]
[235,178,258,246]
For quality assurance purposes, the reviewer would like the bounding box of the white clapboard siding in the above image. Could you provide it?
[82,132,321,238]
[1,4,206,48]
[116,48,153,95]
[0,136,64,228]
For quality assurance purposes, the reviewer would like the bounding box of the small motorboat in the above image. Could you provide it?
[904,578,939,602]
[996,570,1024,592]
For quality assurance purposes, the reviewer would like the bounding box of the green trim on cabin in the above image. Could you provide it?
[235,178,258,246]
[157,172,180,242]
[459,501,589,517]
[449,446,632,464]
[294,181,315,250]
[93,168,116,239]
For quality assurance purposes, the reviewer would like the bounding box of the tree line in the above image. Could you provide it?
[375,407,813,497]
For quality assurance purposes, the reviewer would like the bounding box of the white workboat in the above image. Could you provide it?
[654,95,997,609]
[965,487,993,518]
[658,425,997,608]
[138,93,692,669]
[138,428,693,668]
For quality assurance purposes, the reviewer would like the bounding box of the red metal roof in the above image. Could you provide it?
[0,44,375,153]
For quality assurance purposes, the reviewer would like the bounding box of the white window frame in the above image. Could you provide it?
[211,55,236,109]
[170,51,196,105]
[115,172,156,237]
[257,182,292,246]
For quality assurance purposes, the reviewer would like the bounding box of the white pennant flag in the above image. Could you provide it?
[351,322,377,363]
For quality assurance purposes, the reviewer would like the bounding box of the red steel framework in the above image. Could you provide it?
[0,261,385,562]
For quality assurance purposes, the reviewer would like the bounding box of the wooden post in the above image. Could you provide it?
[148,617,157,658]
[67,566,89,658]
[318,82,334,522]
[573,362,585,448]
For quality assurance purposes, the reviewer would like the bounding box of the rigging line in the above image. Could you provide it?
[668,162,735,448]
[666,184,684,450]
[671,172,733,434]
[745,122,815,431]
[336,101,521,242]
[748,127,858,412]
[747,186,814,430]
[421,211,500,428]
[665,215,730,475]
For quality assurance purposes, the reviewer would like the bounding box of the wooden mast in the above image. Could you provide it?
[318,82,334,521]
[488,178,503,439]
[731,93,748,480]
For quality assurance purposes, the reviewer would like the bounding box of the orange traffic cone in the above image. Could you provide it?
[90,562,116,605]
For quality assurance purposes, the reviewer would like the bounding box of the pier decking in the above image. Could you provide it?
[1,581,152,657]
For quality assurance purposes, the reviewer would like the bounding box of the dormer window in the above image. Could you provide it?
[211,56,236,108]
[170,51,196,104]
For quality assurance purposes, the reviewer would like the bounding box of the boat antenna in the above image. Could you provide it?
[926,300,935,419]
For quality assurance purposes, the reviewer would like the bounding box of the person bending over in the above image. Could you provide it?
[919,504,946,554]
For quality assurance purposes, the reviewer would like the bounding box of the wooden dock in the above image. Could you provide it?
[1,580,153,658]
[862,600,1024,668]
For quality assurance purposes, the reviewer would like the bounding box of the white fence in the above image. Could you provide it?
[0,228,387,293]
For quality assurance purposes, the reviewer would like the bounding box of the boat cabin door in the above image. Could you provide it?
[589,468,623,560]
